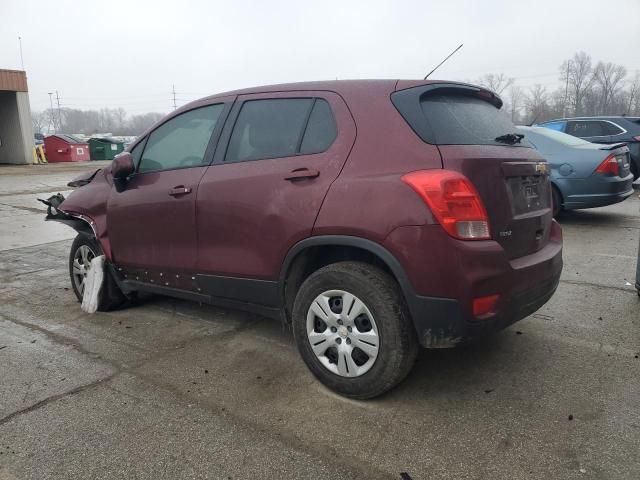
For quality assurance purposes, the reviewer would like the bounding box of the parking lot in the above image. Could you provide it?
[0,162,638,479]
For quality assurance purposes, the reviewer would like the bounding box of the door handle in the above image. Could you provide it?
[284,168,320,181]
[168,186,192,196]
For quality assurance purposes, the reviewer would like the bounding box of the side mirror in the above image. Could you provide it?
[111,153,134,192]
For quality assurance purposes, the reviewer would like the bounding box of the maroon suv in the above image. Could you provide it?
[48,80,563,399]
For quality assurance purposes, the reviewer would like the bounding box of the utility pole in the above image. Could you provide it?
[55,91,62,133]
[48,92,55,133]
[18,36,24,70]
[172,84,177,110]
[563,60,571,117]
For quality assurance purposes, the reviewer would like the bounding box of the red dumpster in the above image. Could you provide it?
[44,135,90,162]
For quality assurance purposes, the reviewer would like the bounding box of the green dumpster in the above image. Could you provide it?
[89,137,125,160]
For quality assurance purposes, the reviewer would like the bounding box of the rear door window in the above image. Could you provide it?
[138,104,224,173]
[418,92,520,145]
[225,98,337,162]
[226,99,312,162]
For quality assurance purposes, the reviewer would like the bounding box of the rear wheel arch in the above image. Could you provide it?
[279,236,415,324]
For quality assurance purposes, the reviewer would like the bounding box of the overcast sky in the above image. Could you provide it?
[1,0,639,114]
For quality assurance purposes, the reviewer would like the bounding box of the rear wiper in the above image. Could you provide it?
[495,133,525,144]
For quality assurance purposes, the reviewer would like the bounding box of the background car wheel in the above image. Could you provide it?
[630,159,639,181]
[552,186,562,218]
[69,234,127,311]
[292,261,418,399]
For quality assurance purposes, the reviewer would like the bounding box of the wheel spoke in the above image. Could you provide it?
[72,260,83,276]
[337,350,349,376]
[308,331,332,356]
[345,296,366,322]
[345,349,360,376]
[310,299,329,322]
[80,246,89,265]
[352,330,379,357]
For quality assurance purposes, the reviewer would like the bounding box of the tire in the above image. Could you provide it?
[292,261,418,399]
[552,186,562,218]
[68,234,126,311]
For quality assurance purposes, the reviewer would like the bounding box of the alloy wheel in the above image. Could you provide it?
[72,244,95,295]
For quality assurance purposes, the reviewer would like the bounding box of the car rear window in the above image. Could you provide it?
[391,86,525,147]
[419,92,518,145]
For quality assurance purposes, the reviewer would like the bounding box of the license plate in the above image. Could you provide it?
[506,175,549,215]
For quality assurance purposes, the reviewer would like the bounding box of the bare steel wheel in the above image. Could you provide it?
[293,261,418,399]
[306,290,380,378]
[72,244,96,296]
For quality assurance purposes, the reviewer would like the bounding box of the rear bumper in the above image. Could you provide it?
[559,175,634,210]
[386,221,563,348]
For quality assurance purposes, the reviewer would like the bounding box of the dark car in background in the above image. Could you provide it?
[518,126,633,216]
[46,80,563,399]
[537,116,640,179]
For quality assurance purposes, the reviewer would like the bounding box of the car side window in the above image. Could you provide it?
[541,121,566,132]
[138,104,224,173]
[225,99,313,162]
[300,99,337,154]
[566,120,605,137]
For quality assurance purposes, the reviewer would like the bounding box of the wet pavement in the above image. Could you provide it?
[0,162,639,479]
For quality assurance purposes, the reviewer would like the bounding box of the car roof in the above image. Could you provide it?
[193,78,487,102]
[541,116,637,122]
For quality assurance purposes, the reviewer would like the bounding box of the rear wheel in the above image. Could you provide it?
[292,261,418,399]
[69,234,126,311]
[552,186,562,218]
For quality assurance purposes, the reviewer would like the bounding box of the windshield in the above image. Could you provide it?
[420,92,524,146]
[522,126,592,146]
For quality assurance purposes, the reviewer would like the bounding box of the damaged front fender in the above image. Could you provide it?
[38,193,95,237]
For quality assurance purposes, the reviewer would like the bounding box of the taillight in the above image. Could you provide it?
[401,170,490,240]
[595,154,619,176]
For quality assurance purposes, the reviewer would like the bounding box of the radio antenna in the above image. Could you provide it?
[424,44,463,80]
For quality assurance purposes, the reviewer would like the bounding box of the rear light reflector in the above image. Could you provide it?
[595,154,619,176]
[472,294,500,318]
[401,170,490,240]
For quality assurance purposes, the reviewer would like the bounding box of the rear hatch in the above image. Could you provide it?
[392,83,552,260]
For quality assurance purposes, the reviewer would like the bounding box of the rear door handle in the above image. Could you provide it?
[284,168,320,181]
[168,186,192,196]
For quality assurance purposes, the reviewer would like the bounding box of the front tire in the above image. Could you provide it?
[292,261,418,399]
[69,234,126,311]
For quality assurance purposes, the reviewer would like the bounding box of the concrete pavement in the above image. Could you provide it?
[0,163,638,479]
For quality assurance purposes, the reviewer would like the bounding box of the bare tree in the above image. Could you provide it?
[507,85,523,123]
[567,51,595,116]
[593,62,627,114]
[476,73,514,95]
[31,111,47,134]
[524,84,549,124]
[627,72,640,115]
